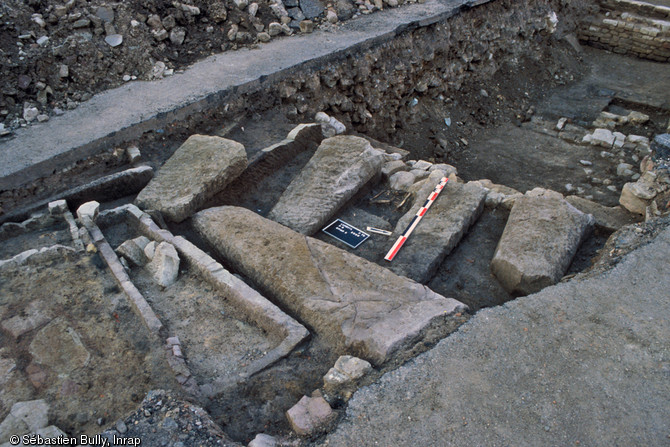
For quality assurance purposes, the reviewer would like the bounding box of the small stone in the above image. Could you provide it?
[170,27,186,45]
[268,22,283,36]
[152,61,166,78]
[286,395,333,436]
[413,160,433,171]
[36,114,49,122]
[628,111,649,125]
[299,20,314,33]
[58,64,69,78]
[617,163,635,177]
[76,201,100,222]
[248,433,277,447]
[326,9,338,22]
[123,74,131,82]
[234,0,249,9]
[257,32,271,42]
[153,28,169,41]
[382,160,407,178]
[579,160,592,166]
[430,163,457,176]
[96,6,114,23]
[105,34,123,47]
[48,200,68,215]
[590,128,615,147]
[126,146,141,163]
[480,89,489,97]
[556,117,568,130]
[36,36,49,46]
[116,420,128,434]
[86,243,97,254]
[248,2,259,16]
[144,241,156,260]
[23,106,39,123]
[147,14,163,29]
[72,18,91,28]
[389,171,416,192]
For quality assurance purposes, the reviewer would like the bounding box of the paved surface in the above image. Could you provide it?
[323,221,670,446]
[0,0,490,191]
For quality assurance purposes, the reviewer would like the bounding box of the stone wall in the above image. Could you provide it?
[578,0,670,62]
[250,0,591,139]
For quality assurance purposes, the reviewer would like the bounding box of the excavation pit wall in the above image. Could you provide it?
[0,0,592,216]
[578,0,670,62]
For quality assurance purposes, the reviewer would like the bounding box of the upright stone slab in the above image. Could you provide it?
[388,171,487,283]
[267,135,384,235]
[135,135,247,222]
[193,206,467,366]
[491,190,595,296]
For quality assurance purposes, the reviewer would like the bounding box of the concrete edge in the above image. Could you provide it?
[0,0,493,192]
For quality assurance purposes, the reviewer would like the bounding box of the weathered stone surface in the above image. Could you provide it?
[76,200,99,222]
[149,242,179,287]
[1,300,52,340]
[135,135,247,222]
[268,136,383,235]
[248,433,277,447]
[116,236,150,266]
[491,191,594,296]
[323,355,372,399]
[194,207,467,365]
[286,395,333,436]
[566,195,639,231]
[388,172,487,283]
[388,171,415,192]
[0,399,49,443]
[381,160,407,179]
[29,318,90,374]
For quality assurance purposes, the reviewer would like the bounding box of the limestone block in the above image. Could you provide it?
[268,136,384,235]
[491,192,594,295]
[194,206,467,365]
[150,242,180,287]
[286,395,333,436]
[135,135,247,222]
[388,173,487,283]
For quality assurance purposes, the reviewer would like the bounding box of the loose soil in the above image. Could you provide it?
[0,250,174,435]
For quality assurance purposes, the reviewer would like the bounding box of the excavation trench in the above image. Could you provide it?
[2,0,669,444]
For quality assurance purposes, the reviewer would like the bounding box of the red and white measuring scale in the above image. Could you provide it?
[384,176,449,262]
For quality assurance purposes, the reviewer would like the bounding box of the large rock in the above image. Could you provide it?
[388,171,487,283]
[194,207,467,365]
[135,135,247,222]
[566,195,639,231]
[491,190,594,295]
[268,136,384,235]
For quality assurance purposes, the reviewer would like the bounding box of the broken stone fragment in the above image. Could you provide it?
[48,199,68,215]
[566,195,639,231]
[116,236,151,267]
[149,242,180,287]
[0,399,50,443]
[135,135,247,222]
[76,201,100,223]
[248,433,277,447]
[323,355,372,400]
[315,111,346,137]
[382,160,407,178]
[286,395,334,436]
[144,241,157,260]
[388,170,415,192]
[491,190,594,295]
[268,135,383,235]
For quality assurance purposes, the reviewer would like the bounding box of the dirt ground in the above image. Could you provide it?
[0,249,174,435]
